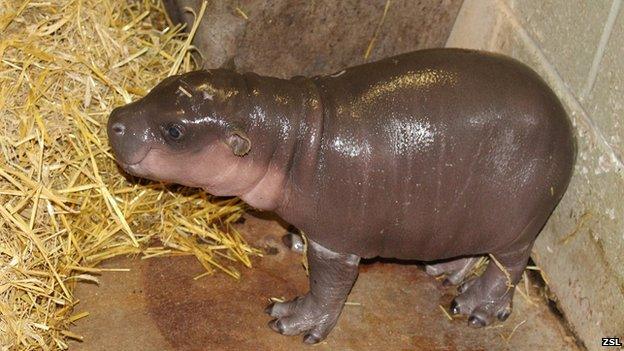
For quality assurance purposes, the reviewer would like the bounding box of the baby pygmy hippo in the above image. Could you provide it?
[107,49,575,344]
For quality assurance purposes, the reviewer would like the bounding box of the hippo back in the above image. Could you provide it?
[279,49,575,259]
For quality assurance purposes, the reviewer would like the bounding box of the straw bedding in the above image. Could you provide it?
[0,0,258,349]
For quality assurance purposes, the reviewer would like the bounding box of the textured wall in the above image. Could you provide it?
[448,1,624,350]
[163,0,463,78]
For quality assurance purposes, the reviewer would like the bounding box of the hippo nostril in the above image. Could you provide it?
[111,122,125,136]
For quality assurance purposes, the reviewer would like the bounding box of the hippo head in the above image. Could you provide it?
[107,70,252,194]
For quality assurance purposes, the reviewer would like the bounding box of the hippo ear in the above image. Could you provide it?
[225,129,251,156]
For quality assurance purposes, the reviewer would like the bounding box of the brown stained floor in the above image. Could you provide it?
[70,214,580,351]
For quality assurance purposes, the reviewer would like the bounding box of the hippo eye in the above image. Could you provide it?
[165,124,184,141]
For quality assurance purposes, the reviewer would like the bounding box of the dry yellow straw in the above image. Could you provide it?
[235,7,249,20]
[169,0,208,76]
[364,0,392,60]
[0,1,259,349]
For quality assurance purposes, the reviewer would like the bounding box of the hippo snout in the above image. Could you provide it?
[109,121,126,137]
[107,107,127,158]
[107,106,151,166]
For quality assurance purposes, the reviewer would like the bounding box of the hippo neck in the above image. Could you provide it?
[236,72,323,211]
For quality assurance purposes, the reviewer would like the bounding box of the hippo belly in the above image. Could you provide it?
[281,49,575,260]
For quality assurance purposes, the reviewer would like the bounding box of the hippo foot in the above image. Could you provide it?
[449,275,514,327]
[265,294,341,344]
[281,232,305,254]
[425,256,480,286]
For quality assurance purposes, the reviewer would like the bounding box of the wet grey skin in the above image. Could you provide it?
[107,49,575,344]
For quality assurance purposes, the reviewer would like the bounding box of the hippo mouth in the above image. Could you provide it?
[118,161,143,175]
[115,147,152,177]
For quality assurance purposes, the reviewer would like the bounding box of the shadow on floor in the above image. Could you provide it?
[70,215,579,351]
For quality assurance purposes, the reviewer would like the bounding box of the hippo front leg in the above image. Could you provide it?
[265,240,360,344]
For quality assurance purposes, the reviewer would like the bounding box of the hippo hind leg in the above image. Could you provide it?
[449,217,542,327]
[265,239,360,343]
[450,245,531,327]
[425,256,480,286]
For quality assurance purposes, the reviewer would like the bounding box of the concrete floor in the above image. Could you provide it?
[70,214,580,351]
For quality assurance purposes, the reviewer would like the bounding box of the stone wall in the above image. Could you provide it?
[165,0,462,78]
[447,1,624,350]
